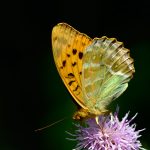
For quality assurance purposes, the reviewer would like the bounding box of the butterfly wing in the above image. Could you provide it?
[52,23,92,109]
[82,37,135,114]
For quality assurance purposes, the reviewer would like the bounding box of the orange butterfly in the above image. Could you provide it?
[52,23,135,121]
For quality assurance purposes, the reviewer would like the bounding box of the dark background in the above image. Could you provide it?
[1,0,150,149]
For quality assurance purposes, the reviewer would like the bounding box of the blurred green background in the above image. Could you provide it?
[0,0,150,149]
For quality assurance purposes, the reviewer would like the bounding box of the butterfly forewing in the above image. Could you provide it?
[52,23,92,109]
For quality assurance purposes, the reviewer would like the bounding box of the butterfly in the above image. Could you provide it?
[51,23,135,121]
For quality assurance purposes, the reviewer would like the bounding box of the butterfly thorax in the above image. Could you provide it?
[73,107,109,120]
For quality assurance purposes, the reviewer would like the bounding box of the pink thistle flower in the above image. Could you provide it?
[67,109,145,150]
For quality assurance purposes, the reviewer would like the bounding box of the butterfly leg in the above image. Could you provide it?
[95,116,99,124]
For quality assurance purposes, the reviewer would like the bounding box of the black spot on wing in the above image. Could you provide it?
[79,52,83,59]
[79,71,82,75]
[62,60,66,67]
[67,73,75,78]
[68,80,75,86]
[72,62,77,66]
[73,85,79,91]
[67,54,70,57]
[72,49,77,55]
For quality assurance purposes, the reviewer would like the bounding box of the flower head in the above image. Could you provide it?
[67,109,145,150]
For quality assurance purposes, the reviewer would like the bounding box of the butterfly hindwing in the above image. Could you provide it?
[52,23,92,109]
[82,37,135,113]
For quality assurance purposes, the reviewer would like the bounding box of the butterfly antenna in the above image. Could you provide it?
[34,117,67,132]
